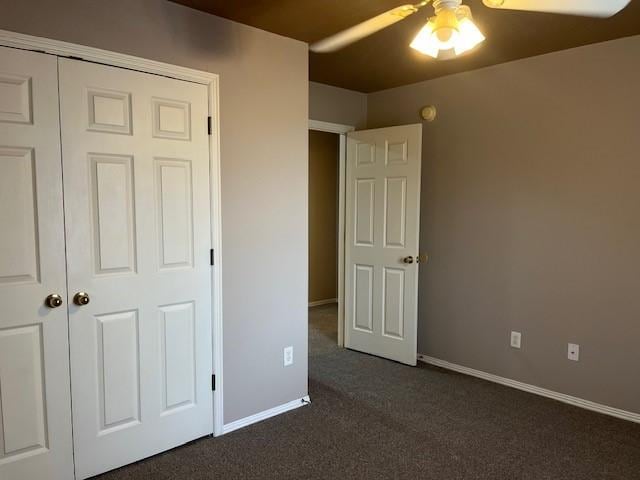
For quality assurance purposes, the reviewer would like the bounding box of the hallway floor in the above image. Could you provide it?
[96,304,640,479]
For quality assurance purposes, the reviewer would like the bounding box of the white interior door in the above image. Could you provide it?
[59,58,213,478]
[0,47,74,480]
[345,124,422,365]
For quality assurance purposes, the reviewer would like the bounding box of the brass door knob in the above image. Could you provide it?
[45,294,63,308]
[73,292,90,306]
[402,256,414,264]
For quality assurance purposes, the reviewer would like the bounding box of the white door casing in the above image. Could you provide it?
[59,58,213,478]
[345,125,422,365]
[0,47,74,480]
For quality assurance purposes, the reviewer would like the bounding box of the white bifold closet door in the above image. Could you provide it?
[58,58,213,479]
[0,47,74,480]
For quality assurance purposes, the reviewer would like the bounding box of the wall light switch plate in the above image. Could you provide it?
[510,331,522,349]
[568,343,580,361]
[284,346,293,366]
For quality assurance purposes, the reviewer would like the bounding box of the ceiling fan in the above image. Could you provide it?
[310,0,632,59]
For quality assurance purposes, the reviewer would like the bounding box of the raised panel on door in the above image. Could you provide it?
[0,46,74,480]
[59,57,213,479]
[96,310,141,433]
[90,154,137,275]
[384,177,407,248]
[0,147,39,284]
[155,158,194,269]
[353,265,374,333]
[345,125,422,366]
[355,179,375,246]
[152,98,191,140]
[382,268,405,339]
[0,325,47,457]
[385,140,408,166]
[87,88,132,135]
[0,72,32,124]
[159,302,196,414]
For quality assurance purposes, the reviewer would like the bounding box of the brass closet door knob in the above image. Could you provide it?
[74,292,90,306]
[402,256,414,264]
[45,294,63,308]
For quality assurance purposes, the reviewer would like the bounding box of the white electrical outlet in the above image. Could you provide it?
[568,343,580,361]
[283,346,293,366]
[510,331,522,349]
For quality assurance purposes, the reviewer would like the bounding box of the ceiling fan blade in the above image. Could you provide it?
[310,4,419,53]
[482,0,631,17]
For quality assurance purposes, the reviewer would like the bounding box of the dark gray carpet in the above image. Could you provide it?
[97,304,640,479]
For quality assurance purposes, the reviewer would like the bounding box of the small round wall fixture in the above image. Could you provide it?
[420,105,437,122]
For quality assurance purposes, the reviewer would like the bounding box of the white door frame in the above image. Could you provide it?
[0,29,225,437]
[308,119,355,348]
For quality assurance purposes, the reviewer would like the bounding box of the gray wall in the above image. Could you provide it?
[368,35,640,414]
[309,81,367,129]
[308,131,339,303]
[0,0,309,424]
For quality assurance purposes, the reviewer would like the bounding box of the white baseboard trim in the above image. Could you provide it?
[222,395,311,435]
[308,298,338,307]
[417,354,640,425]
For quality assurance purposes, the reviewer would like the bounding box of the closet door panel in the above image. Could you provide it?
[59,58,213,479]
[0,46,74,480]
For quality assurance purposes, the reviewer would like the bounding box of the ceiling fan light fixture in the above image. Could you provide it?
[410,3,485,59]
[410,16,459,58]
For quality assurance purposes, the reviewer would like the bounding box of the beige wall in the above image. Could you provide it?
[309,81,367,129]
[308,131,339,303]
[368,35,640,414]
[0,0,309,424]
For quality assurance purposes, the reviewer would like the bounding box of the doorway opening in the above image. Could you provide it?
[308,120,354,347]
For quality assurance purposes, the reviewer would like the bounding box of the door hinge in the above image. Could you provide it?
[207,116,212,135]
[210,249,214,266]
[211,374,216,391]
